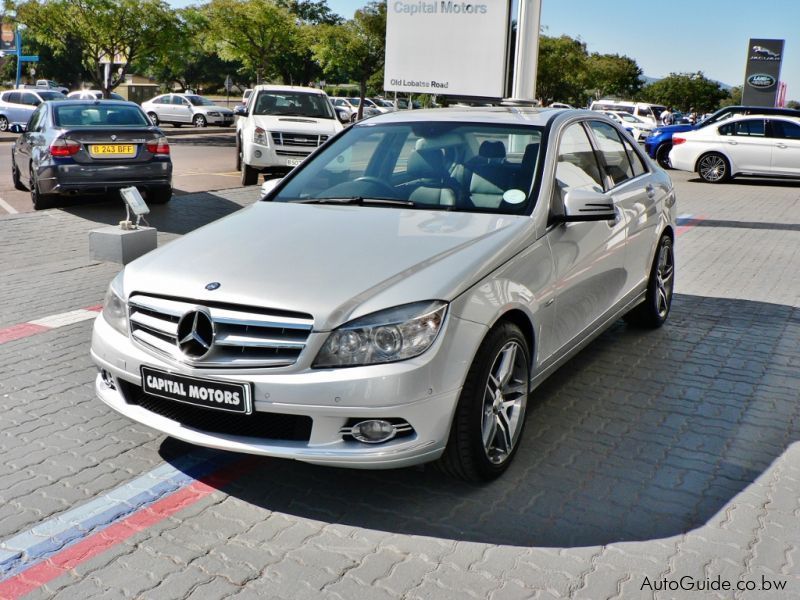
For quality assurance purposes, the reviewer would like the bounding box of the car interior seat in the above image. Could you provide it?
[404,147,460,207]
[462,140,515,208]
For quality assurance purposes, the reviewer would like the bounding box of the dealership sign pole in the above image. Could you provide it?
[741,38,785,107]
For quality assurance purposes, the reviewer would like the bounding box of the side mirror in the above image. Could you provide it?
[233,104,246,116]
[259,178,283,201]
[9,123,26,133]
[559,188,616,222]
[335,109,349,123]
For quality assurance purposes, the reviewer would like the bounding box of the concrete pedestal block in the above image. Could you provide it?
[89,226,157,264]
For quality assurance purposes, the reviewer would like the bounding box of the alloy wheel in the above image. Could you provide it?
[655,239,674,319]
[481,341,528,465]
[699,154,727,182]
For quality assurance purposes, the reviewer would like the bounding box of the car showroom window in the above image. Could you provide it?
[588,120,634,187]
[551,122,604,218]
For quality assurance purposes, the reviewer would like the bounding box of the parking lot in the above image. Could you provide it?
[1,169,799,599]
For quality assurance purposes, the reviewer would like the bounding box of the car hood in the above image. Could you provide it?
[199,106,233,115]
[250,115,342,134]
[122,202,531,330]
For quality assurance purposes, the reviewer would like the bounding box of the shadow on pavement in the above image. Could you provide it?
[687,176,800,188]
[161,293,800,548]
[60,190,249,236]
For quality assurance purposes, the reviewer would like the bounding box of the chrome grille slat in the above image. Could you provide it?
[128,294,313,369]
[270,132,328,148]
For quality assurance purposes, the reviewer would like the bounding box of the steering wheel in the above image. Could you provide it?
[353,176,397,198]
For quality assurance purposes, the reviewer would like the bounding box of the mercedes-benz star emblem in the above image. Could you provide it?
[205,282,221,291]
[176,309,215,359]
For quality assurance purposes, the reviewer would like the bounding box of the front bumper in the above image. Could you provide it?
[206,113,234,125]
[38,161,172,195]
[242,141,313,171]
[91,312,486,469]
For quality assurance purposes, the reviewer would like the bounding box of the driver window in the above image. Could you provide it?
[551,123,604,219]
[22,93,41,106]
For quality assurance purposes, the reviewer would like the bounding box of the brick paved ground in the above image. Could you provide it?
[1,171,799,599]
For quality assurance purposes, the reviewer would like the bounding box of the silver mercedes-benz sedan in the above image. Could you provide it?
[91,107,677,481]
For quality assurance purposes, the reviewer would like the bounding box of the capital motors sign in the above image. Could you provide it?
[742,38,784,106]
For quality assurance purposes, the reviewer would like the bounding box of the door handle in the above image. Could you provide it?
[727,141,738,145]
[646,184,656,199]
[776,143,788,149]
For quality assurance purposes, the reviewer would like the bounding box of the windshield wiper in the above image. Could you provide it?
[290,197,416,207]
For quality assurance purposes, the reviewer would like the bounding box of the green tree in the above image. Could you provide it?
[586,52,643,100]
[12,0,180,97]
[787,99,800,110]
[638,72,728,113]
[536,35,590,106]
[312,1,385,119]
[273,0,342,86]
[719,85,742,108]
[203,0,296,84]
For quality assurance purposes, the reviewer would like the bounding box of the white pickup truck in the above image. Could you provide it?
[34,79,70,95]
[235,85,343,185]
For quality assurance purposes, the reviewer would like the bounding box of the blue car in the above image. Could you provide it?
[645,105,800,168]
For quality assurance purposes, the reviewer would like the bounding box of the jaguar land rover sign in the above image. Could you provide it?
[742,38,784,106]
[384,1,511,98]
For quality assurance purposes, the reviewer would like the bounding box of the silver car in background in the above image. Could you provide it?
[141,93,234,128]
[91,108,676,481]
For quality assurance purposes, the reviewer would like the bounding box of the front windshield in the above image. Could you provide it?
[272,121,544,215]
[186,95,215,106]
[349,98,361,106]
[251,91,334,119]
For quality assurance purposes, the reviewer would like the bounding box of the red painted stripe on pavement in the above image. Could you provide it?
[676,215,706,237]
[84,304,103,312]
[0,323,50,345]
[0,457,257,599]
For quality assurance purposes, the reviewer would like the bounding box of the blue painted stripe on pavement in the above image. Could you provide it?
[0,449,232,578]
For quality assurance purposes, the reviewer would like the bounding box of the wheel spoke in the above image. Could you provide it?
[494,344,517,387]
[496,413,513,453]
[482,411,497,448]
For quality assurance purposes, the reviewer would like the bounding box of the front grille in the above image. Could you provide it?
[275,150,311,157]
[270,132,329,147]
[120,381,312,442]
[128,294,314,368]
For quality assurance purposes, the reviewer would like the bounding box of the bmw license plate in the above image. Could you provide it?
[141,366,252,414]
[286,158,304,167]
[89,144,136,157]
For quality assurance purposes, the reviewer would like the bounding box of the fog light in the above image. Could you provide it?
[351,419,396,444]
[254,150,262,158]
[100,369,116,390]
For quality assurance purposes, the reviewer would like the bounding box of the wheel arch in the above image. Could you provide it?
[694,149,734,175]
[491,309,535,364]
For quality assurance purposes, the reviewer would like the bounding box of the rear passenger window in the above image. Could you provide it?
[719,120,765,137]
[7,92,21,104]
[588,121,633,186]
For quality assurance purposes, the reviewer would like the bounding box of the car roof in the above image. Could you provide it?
[357,106,564,127]
[252,84,326,94]
[720,113,800,123]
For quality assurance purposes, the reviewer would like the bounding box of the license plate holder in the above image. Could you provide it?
[89,144,137,158]
[286,158,304,167]
[141,366,252,414]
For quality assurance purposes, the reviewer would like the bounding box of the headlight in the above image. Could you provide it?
[650,129,661,137]
[253,127,268,145]
[312,301,447,368]
[102,272,128,336]
[207,111,220,116]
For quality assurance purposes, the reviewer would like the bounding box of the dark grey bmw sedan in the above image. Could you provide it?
[10,100,173,210]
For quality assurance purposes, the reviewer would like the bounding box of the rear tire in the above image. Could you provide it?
[697,152,730,183]
[436,322,530,482]
[656,144,672,169]
[0,115,9,132]
[30,167,55,210]
[148,186,172,204]
[624,234,674,328]
[241,162,258,186]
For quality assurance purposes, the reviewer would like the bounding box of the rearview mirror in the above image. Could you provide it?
[559,188,616,222]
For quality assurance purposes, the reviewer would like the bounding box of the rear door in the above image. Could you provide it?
[769,119,800,176]
[716,119,772,173]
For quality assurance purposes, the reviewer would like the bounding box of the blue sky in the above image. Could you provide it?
[168,0,800,100]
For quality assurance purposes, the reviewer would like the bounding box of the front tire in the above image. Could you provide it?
[193,114,207,128]
[624,234,674,328]
[437,322,530,482]
[697,152,730,183]
[235,135,242,171]
[0,115,9,132]
[241,162,258,186]
[656,144,672,169]
[147,112,159,126]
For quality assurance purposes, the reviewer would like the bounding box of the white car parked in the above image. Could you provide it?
[669,115,800,182]
[141,93,234,128]
[91,108,676,481]
[236,85,343,185]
